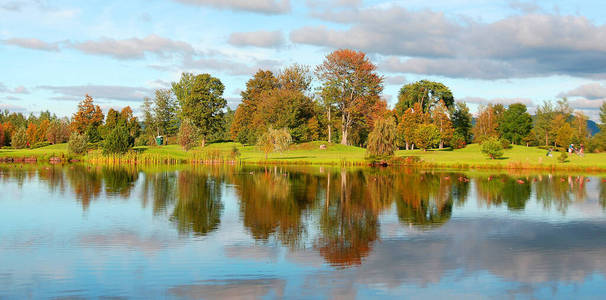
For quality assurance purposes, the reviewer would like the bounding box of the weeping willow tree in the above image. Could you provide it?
[257,127,292,160]
[365,117,397,160]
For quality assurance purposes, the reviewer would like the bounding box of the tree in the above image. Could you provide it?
[397,102,426,150]
[472,105,499,143]
[172,73,226,147]
[395,80,454,115]
[366,117,397,159]
[46,119,70,144]
[231,70,279,144]
[178,118,199,151]
[555,122,574,148]
[432,100,454,149]
[600,101,606,131]
[499,103,532,145]
[414,124,440,151]
[141,97,156,144]
[451,101,473,143]
[316,49,383,145]
[257,127,292,159]
[534,100,556,146]
[153,89,179,136]
[572,111,589,145]
[11,127,27,149]
[25,122,38,146]
[480,137,504,159]
[68,132,88,155]
[102,125,130,155]
[71,94,104,136]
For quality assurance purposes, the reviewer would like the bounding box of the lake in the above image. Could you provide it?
[1,164,606,299]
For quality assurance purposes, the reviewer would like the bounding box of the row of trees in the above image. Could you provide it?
[2,48,606,157]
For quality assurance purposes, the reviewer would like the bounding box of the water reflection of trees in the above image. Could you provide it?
[141,171,177,215]
[169,170,223,236]
[66,165,102,210]
[233,167,320,248]
[475,175,531,210]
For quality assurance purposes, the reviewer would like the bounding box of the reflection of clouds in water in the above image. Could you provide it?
[79,230,178,254]
[168,279,285,300]
[224,245,279,262]
[298,218,606,296]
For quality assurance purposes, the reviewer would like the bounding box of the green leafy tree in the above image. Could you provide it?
[68,132,88,154]
[11,127,27,149]
[451,101,473,143]
[102,124,130,155]
[480,137,504,159]
[555,122,574,148]
[534,100,556,146]
[172,73,226,147]
[395,80,454,115]
[178,118,199,151]
[572,111,589,145]
[366,117,397,159]
[414,124,440,151]
[499,103,532,145]
[153,89,179,137]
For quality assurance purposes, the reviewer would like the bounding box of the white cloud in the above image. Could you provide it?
[39,84,152,102]
[228,30,285,48]
[3,38,59,51]
[69,35,194,60]
[559,83,606,100]
[172,0,290,15]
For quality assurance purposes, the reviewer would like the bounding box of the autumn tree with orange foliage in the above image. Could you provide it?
[71,94,104,139]
[316,49,383,145]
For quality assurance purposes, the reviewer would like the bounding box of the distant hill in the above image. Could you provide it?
[588,119,600,135]
[471,117,601,135]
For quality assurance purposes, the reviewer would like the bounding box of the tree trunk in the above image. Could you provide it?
[439,140,444,149]
[201,137,206,148]
[341,113,348,145]
[411,144,415,150]
[327,107,332,143]
[405,142,409,150]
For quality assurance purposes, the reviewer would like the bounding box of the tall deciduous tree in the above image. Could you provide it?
[316,49,383,145]
[72,94,104,135]
[231,70,279,144]
[572,111,589,145]
[534,100,556,146]
[472,105,499,143]
[451,102,473,143]
[172,73,226,147]
[432,100,454,149]
[395,80,454,115]
[499,103,532,145]
[153,89,179,136]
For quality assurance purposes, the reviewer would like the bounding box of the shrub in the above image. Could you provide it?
[257,127,292,159]
[500,138,513,149]
[480,137,504,159]
[102,125,130,155]
[68,132,89,155]
[366,117,397,159]
[558,152,568,163]
[450,132,466,149]
[134,136,150,147]
[11,128,27,149]
[230,146,241,160]
[178,118,199,151]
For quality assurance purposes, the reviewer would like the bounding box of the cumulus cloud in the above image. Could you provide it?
[291,6,606,79]
[228,30,285,48]
[559,83,606,100]
[39,84,152,102]
[461,96,534,107]
[182,55,281,76]
[0,103,27,112]
[69,35,194,60]
[172,0,290,15]
[2,38,59,51]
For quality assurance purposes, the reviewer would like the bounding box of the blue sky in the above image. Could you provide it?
[1,0,606,120]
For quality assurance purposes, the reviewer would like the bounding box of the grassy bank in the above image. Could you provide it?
[2,141,606,171]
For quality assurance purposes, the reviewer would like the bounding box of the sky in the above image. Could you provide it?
[1,0,606,120]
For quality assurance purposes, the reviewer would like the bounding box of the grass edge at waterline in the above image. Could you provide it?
[2,142,606,171]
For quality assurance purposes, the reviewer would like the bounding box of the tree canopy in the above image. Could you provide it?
[395,80,454,116]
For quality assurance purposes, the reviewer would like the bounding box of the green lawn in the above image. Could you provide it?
[2,141,606,171]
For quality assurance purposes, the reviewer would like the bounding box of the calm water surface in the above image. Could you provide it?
[1,165,606,299]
